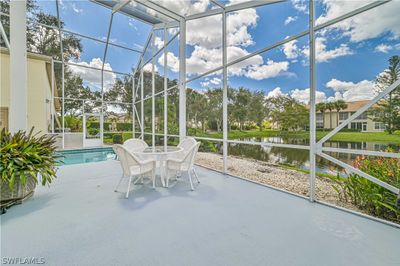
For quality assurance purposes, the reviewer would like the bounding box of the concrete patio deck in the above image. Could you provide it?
[1,160,399,266]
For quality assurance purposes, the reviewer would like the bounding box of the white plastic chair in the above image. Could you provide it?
[123,138,148,153]
[165,142,200,191]
[113,144,156,198]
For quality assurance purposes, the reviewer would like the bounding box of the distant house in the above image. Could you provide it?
[0,48,59,133]
[316,100,385,132]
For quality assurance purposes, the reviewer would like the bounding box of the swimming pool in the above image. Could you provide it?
[57,147,116,165]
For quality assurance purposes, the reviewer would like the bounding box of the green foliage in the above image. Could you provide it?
[112,134,123,144]
[330,154,400,223]
[0,128,60,191]
[268,95,309,131]
[370,55,400,134]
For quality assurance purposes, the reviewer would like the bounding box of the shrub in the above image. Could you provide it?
[0,128,60,191]
[112,134,123,144]
[330,152,400,223]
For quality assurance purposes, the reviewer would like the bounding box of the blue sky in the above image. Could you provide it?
[35,0,400,104]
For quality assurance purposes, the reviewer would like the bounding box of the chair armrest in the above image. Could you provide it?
[138,158,156,165]
[166,157,184,164]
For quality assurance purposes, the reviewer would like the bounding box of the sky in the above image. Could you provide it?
[35,0,400,105]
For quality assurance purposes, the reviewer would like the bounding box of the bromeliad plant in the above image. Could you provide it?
[0,127,60,191]
[330,151,400,223]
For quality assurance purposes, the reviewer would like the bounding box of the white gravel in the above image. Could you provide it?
[195,152,358,210]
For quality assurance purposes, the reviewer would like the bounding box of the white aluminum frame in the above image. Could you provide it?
[7,0,398,217]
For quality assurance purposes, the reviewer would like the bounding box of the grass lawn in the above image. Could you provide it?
[101,129,400,145]
[194,129,400,144]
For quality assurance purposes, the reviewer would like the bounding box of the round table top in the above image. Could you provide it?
[132,145,183,155]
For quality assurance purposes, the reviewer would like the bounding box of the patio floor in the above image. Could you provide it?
[1,161,399,266]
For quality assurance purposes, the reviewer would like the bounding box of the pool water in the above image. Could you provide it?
[57,147,116,165]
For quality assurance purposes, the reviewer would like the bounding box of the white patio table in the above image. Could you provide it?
[132,145,183,187]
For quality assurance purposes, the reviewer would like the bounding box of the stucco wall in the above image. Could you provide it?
[0,52,52,133]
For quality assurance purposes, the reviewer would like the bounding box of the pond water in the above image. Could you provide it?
[228,137,399,175]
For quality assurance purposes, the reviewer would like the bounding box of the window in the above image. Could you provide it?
[316,122,324,129]
[351,122,362,130]
[316,113,323,121]
[339,112,348,120]
[374,122,386,130]
[356,112,368,120]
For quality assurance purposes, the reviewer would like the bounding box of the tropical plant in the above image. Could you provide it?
[325,102,335,129]
[333,100,348,127]
[0,128,59,191]
[316,102,327,129]
[330,152,400,223]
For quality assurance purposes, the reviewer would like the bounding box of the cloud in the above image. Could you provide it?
[284,16,298,25]
[290,88,327,104]
[292,0,308,13]
[68,58,116,90]
[302,37,353,63]
[267,87,285,98]
[374,43,400,53]
[316,0,400,42]
[71,3,83,14]
[245,60,289,80]
[154,37,164,50]
[143,63,158,73]
[155,0,209,16]
[282,40,299,60]
[200,77,221,88]
[326,78,376,101]
[158,52,180,73]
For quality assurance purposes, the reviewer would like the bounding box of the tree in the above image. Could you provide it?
[206,88,223,132]
[371,55,400,134]
[268,95,309,131]
[231,87,252,130]
[249,91,269,131]
[333,100,348,127]
[325,102,335,129]
[316,102,327,129]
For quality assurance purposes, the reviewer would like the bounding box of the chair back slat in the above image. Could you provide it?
[124,138,148,153]
[113,144,142,176]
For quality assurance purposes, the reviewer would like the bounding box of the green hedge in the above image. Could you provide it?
[88,122,133,132]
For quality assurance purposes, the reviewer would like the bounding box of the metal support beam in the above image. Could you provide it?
[138,0,184,21]
[318,152,399,194]
[112,0,131,13]
[140,63,144,139]
[9,0,27,133]
[56,0,65,148]
[0,20,10,49]
[151,32,155,147]
[132,74,135,137]
[178,20,186,141]
[222,11,228,174]
[309,0,316,202]
[185,0,285,21]
[164,26,168,147]
[317,79,400,146]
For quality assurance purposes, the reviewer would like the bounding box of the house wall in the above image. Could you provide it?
[0,52,52,133]
[318,111,385,132]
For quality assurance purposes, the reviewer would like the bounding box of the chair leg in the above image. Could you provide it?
[114,174,124,192]
[152,170,156,189]
[125,176,133,198]
[188,171,194,191]
[165,168,169,188]
[192,168,200,184]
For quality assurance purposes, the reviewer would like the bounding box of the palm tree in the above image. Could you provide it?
[316,102,327,130]
[325,102,335,129]
[333,100,348,127]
